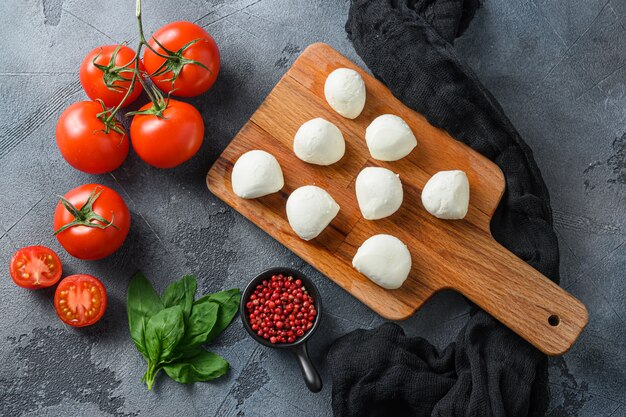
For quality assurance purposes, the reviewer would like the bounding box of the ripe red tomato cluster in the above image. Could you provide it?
[10,183,129,327]
[11,17,220,328]
[10,245,107,327]
[57,20,219,173]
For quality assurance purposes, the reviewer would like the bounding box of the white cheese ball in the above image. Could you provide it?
[286,185,340,241]
[352,234,412,289]
[365,114,417,161]
[421,170,470,219]
[355,167,403,220]
[231,150,284,199]
[293,118,345,165]
[324,68,366,119]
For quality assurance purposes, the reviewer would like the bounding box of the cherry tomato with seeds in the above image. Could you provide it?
[143,21,220,97]
[56,101,129,174]
[9,246,62,289]
[80,44,144,107]
[130,99,204,168]
[54,274,107,327]
[54,184,131,260]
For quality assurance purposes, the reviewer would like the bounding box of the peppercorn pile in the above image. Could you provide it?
[245,274,317,344]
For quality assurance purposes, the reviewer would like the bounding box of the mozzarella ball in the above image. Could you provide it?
[355,167,403,220]
[231,150,284,199]
[293,118,345,165]
[286,186,340,240]
[352,234,412,289]
[365,114,417,161]
[421,170,470,219]
[324,68,366,119]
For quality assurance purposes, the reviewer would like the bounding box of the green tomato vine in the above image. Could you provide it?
[97,0,206,126]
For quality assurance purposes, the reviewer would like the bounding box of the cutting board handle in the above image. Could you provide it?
[449,236,588,356]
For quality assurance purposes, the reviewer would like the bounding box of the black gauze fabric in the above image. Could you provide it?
[327,1,560,416]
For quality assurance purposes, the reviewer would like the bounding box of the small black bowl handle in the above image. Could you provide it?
[291,343,322,393]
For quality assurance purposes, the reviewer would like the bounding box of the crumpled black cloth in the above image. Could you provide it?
[327,1,560,416]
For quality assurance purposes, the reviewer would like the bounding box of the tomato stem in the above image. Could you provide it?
[95,99,125,135]
[136,0,147,45]
[104,0,208,124]
[54,187,120,235]
[105,0,160,123]
[92,44,135,93]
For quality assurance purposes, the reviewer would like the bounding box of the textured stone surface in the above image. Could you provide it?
[1,0,625,416]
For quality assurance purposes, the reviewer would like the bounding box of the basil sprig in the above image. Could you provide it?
[127,272,241,390]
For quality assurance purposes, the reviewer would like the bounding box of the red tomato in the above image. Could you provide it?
[54,274,107,327]
[56,101,129,174]
[54,184,131,260]
[130,99,204,168]
[80,44,144,107]
[9,246,62,289]
[143,21,220,97]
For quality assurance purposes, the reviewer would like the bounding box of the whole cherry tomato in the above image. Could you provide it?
[80,44,144,107]
[143,21,220,97]
[54,184,130,260]
[56,101,129,174]
[130,99,204,168]
[9,246,62,289]
[54,274,107,327]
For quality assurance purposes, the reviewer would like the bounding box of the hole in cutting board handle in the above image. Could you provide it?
[548,315,560,326]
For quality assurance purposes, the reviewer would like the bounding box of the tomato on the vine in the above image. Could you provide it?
[130,99,204,168]
[56,101,129,174]
[54,274,107,327]
[54,184,131,260]
[80,44,144,107]
[143,21,220,97]
[9,246,62,289]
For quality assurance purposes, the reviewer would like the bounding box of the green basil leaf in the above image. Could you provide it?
[145,305,185,363]
[196,288,241,306]
[162,349,229,383]
[195,289,241,343]
[177,300,219,350]
[127,272,165,359]
[161,275,196,321]
[172,346,204,361]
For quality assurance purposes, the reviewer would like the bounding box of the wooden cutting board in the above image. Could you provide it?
[207,43,587,355]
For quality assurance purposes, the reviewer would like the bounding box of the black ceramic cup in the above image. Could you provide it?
[240,267,323,393]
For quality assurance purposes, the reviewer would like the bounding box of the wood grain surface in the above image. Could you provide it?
[207,43,588,355]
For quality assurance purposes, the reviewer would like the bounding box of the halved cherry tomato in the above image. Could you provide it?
[80,44,144,107]
[54,184,131,260]
[9,246,62,289]
[54,274,107,327]
[143,21,220,97]
[130,99,204,168]
[56,101,129,174]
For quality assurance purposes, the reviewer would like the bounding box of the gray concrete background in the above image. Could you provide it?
[0,0,624,416]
